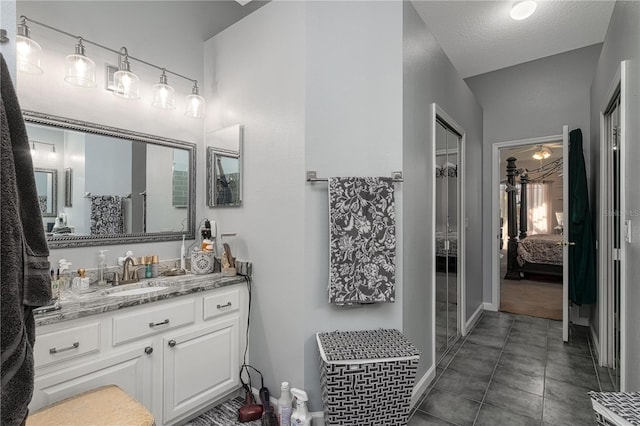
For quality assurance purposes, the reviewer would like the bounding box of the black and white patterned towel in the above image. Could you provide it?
[90,195,123,235]
[328,177,395,305]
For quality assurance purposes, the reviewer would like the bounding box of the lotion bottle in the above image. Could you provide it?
[277,382,292,426]
[98,250,108,285]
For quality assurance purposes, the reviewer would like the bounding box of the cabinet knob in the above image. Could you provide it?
[144,346,153,355]
[168,339,177,348]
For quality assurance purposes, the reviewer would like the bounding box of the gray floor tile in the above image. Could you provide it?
[510,320,548,335]
[503,341,547,361]
[546,349,593,369]
[471,322,511,338]
[475,402,540,426]
[547,337,591,357]
[466,333,506,350]
[514,315,549,327]
[434,367,490,402]
[456,341,502,361]
[548,320,563,330]
[542,397,596,426]
[419,388,480,426]
[484,381,544,420]
[545,361,600,390]
[448,354,497,381]
[408,411,457,426]
[544,377,594,410]
[492,365,544,396]
[507,331,547,348]
[498,352,546,377]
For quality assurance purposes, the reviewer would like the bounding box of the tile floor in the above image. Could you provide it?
[408,311,613,426]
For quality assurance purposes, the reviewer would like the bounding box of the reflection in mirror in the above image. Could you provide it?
[206,124,243,207]
[23,111,196,248]
[34,168,57,218]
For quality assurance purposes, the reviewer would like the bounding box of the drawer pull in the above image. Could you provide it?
[217,302,232,309]
[148,319,170,328]
[144,346,153,355]
[168,339,177,348]
[49,342,79,354]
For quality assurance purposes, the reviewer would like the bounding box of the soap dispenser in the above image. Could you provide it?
[98,250,108,285]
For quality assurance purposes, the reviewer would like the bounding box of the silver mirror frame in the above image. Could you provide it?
[34,167,58,217]
[23,110,196,248]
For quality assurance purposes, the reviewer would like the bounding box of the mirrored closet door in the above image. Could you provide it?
[435,119,461,363]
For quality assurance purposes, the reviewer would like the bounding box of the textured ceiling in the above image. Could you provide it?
[411,0,615,78]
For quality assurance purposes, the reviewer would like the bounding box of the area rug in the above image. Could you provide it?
[500,278,563,321]
[185,396,262,426]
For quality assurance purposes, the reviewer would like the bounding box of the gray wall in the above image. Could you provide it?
[589,1,640,390]
[465,44,602,306]
[403,1,484,380]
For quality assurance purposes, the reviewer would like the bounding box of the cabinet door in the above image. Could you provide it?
[162,317,240,425]
[31,344,154,413]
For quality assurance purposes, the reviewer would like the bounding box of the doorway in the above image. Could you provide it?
[600,85,622,391]
[498,142,564,320]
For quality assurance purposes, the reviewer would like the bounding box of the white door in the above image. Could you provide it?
[562,125,569,342]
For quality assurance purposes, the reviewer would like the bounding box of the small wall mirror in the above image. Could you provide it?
[207,124,243,207]
[34,167,57,218]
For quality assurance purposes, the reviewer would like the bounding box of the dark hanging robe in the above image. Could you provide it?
[568,129,597,305]
[1,54,52,425]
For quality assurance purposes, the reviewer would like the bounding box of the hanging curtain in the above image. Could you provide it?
[527,181,552,235]
[568,129,597,305]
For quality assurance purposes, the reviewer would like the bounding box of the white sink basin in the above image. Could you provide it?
[106,286,169,297]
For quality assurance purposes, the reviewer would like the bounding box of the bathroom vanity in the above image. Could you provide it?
[30,273,248,426]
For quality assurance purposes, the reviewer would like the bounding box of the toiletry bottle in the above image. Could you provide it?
[151,255,159,278]
[98,250,108,285]
[59,259,73,298]
[144,256,152,278]
[290,389,311,426]
[180,235,186,272]
[50,269,58,300]
[73,269,90,293]
[277,382,292,426]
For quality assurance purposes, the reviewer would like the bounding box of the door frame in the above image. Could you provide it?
[431,103,466,369]
[490,134,563,312]
[598,61,627,389]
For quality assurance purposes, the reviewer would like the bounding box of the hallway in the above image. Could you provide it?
[409,311,610,425]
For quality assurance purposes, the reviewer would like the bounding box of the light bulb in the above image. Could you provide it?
[65,40,96,88]
[185,82,205,119]
[152,71,176,110]
[16,20,43,75]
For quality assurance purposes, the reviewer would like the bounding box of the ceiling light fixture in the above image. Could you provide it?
[64,38,96,88]
[510,1,537,20]
[16,15,205,118]
[16,17,43,74]
[532,145,551,160]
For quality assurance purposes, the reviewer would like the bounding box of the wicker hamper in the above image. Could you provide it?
[317,329,420,426]
[589,392,640,426]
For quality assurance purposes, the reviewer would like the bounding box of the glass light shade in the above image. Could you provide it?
[185,93,205,119]
[65,53,96,88]
[510,1,537,20]
[152,83,176,109]
[16,34,43,75]
[113,69,140,100]
[30,144,38,159]
[47,147,57,161]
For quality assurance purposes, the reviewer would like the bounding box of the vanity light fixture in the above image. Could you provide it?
[113,48,140,100]
[510,1,537,20]
[48,145,57,161]
[30,142,38,159]
[152,70,176,110]
[185,82,205,119]
[16,15,206,118]
[16,17,43,74]
[64,38,97,88]
[30,140,57,161]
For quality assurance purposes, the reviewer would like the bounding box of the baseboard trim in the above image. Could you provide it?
[590,324,601,365]
[466,304,484,333]
[411,363,436,409]
[483,302,497,312]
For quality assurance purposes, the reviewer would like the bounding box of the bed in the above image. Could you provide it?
[504,157,563,280]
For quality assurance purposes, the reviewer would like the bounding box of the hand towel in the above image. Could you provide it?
[90,195,123,235]
[1,53,52,426]
[328,177,396,305]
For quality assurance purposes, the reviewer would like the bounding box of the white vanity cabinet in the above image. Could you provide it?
[31,282,247,426]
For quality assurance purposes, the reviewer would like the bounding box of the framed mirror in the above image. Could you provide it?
[24,110,196,248]
[206,124,243,207]
[34,168,57,218]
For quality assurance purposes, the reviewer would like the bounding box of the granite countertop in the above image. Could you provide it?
[34,272,247,327]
